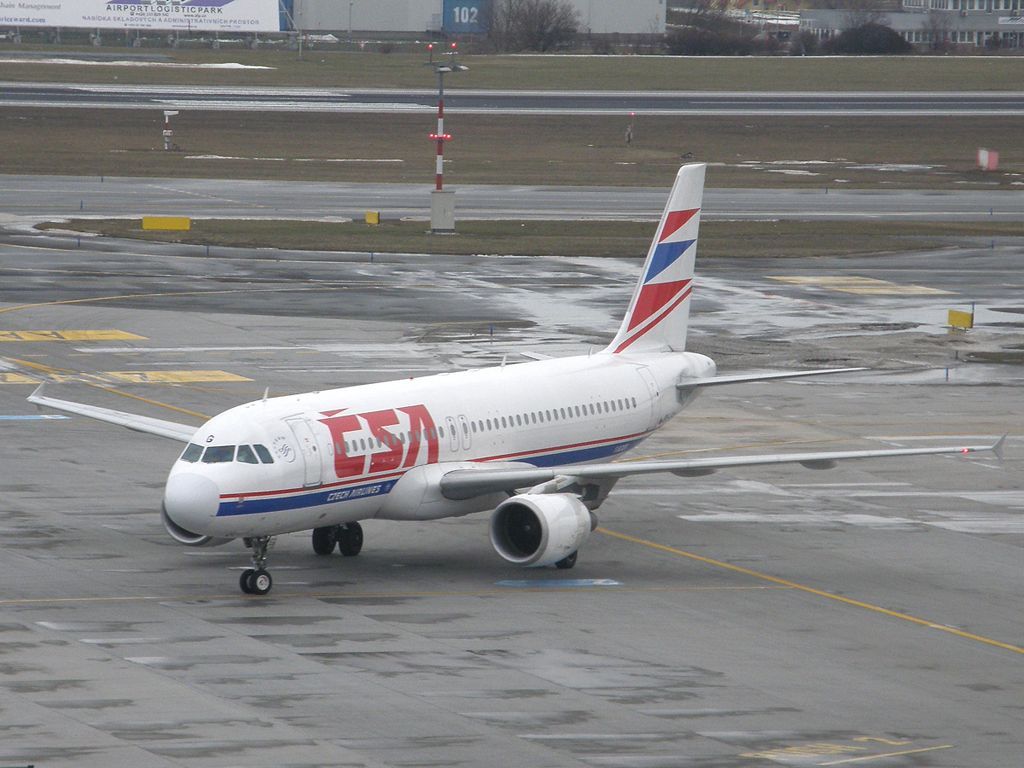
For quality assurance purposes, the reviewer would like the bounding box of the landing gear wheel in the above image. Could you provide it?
[312,526,337,555]
[251,568,273,595]
[240,536,275,595]
[337,522,363,557]
[555,551,578,570]
[240,568,256,594]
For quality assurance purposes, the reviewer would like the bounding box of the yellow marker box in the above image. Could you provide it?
[142,217,191,231]
[949,309,974,330]
[366,211,380,225]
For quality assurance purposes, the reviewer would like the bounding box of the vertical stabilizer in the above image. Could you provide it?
[606,163,705,355]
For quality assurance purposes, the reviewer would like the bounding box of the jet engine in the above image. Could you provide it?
[161,503,234,547]
[489,494,593,567]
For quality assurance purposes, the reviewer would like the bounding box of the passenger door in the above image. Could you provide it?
[285,417,323,488]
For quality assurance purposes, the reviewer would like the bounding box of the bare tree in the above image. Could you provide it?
[924,12,953,50]
[490,0,580,52]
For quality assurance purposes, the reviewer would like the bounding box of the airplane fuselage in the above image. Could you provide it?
[162,350,716,540]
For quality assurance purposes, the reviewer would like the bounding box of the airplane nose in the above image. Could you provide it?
[163,473,221,535]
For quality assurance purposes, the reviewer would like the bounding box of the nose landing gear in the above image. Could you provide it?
[239,536,275,595]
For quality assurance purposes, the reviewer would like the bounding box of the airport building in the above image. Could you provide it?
[800,0,1024,47]
[289,0,666,36]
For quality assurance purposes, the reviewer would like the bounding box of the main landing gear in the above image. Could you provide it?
[240,536,274,595]
[556,551,578,570]
[311,522,363,557]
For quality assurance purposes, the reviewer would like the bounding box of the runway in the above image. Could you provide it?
[3,174,1024,222]
[4,81,1024,115]
[1,217,1022,765]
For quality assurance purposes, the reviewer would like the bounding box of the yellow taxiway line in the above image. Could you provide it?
[598,527,1024,656]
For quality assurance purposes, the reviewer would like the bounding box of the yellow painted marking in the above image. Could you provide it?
[3,357,77,374]
[103,371,252,384]
[742,743,865,759]
[820,745,953,765]
[142,216,191,231]
[0,584,789,606]
[82,382,209,420]
[948,309,974,329]
[768,276,953,296]
[598,528,1024,655]
[365,210,380,225]
[0,330,146,342]
[0,373,36,384]
[0,286,327,315]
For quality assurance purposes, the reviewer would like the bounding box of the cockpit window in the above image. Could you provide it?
[253,444,274,464]
[236,445,259,464]
[201,445,235,463]
[180,443,203,463]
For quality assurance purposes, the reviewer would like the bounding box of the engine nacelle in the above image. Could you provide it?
[161,503,234,547]
[489,494,592,568]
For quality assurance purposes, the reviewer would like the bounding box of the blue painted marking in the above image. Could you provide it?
[644,239,695,283]
[216,435,646,518]
[495,579,622,588]
[217,478,398,517]
[523,438,642,468]
[0,414,71,421]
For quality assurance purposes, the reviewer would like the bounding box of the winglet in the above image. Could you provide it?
[28,382,46,406]
[990,433,1007,461]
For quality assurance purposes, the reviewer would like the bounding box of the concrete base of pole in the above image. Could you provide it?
[430,190,455,233]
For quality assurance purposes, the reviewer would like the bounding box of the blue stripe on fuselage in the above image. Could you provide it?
[217,478,399,517]
[216,435,646,517]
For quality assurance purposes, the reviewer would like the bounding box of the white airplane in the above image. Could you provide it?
[29,164,1002,595]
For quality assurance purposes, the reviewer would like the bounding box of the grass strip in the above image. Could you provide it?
[3,48,1024,92]
[3,109,1023,189]
[39,218,1024,259]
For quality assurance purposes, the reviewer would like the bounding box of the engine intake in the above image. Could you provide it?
[489,494,592,567]
[161,503,233,547]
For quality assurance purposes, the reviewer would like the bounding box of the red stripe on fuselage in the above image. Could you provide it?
[217,429,651,503]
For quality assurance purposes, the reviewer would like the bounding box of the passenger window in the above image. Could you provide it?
[236,445,259,464]
[575,406,581,417]
[486,419,492,430]
[180,443,203,463]
[618,399,624,410]
[253,444,274,463]
[501,417,507,428]
[439,427,445,438]
[531,413,537,424]
[515,414,522,426]
[471,422,477,433]
[631,397,637,408]
[202,445,235,463]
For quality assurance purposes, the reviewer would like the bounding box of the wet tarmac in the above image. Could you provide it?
[1,224,1022,767]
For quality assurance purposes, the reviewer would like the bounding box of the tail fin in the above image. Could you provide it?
[606,163,705,355]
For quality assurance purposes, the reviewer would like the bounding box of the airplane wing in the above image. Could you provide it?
[439,436,1005,500]
[677,367,867,390]
[27,384,199,443]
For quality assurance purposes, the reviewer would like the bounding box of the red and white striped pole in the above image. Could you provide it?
[434,73,446,190]
[429,43,457,191]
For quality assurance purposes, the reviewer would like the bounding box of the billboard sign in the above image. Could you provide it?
[0,0,282,32]
[442,0,486,34]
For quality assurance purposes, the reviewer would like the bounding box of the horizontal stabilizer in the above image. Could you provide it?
[28,384,198,443]
[678,367,867,390]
